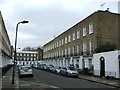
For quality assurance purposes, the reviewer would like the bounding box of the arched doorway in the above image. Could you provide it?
[100,56,105,77]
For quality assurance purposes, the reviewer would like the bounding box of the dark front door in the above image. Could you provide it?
[100,57,105,77]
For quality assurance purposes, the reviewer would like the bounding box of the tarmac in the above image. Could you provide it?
[1,67,120,90]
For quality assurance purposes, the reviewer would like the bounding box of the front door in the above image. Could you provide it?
[100,57,105,77]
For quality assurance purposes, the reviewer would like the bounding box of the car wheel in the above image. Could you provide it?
[59,72,62,76]
[18,74,21,78]
[66,72,68,77]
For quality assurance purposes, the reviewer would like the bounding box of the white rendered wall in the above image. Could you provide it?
[94,50,119,78]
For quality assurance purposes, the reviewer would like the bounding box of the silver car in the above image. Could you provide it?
[18,65,33,78]
[60,66,79,77]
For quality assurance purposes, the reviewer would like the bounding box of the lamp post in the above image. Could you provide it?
[12,20,29,84]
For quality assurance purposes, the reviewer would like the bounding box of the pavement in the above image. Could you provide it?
[79,74,120,88]
[1,67,120,90]
[1,67,61,90]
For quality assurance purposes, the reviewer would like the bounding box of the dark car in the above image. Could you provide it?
[46,65,54,72]
[38,64,48,70]
[51,66,61,74]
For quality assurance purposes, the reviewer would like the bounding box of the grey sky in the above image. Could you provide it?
[0,0,119,49]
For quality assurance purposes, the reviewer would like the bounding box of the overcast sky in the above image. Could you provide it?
[0,0,119,49]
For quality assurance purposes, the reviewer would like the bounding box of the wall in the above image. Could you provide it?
[93,50,119,78]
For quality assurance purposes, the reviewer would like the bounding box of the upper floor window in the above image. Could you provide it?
[24,54,26,56]
[52,44,54,49]
[89,23,93,34]
[77,30,80,39]
[89,41,94,54]
[57,42,58,47]
[55,43,56,48]
[68,47,70,55]
[59,40,61,46]
[59,50,61,56]
[73,33,75,40]
[83,26,86,37]
[83,42,87,54]
[61,39,64,45]
[20,54,22,56]
[76,44,80,54]
[68,35,71,42]
[65,36,67,44]
[65,48,67,55]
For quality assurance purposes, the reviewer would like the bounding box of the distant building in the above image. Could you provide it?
[0,11,12,73]
[16,48,43,65]
[43,10,119,75]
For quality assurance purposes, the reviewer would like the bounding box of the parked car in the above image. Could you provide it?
[46,65,54,72]
[18,65,33,78]
[38,64,47,70]
[51,66,61,74]
[59,66,79,77]
[31,64,38,68]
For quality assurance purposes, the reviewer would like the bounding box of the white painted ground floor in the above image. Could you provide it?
[43,50,120,79]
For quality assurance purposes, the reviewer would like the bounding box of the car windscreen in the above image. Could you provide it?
[22,67,31,70]
[68,67,75,70]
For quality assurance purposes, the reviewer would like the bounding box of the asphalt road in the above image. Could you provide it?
[20,68,115,89]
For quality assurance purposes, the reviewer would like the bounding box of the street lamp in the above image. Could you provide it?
[12,20,29,84]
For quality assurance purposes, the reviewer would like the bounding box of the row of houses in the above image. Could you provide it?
[42,10,120,78]
[0,9,119,79]
[0,11,13,75]
[16,48,43,66]
[0,11,43,71]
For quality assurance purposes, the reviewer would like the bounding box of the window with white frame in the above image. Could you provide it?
[59,50,61,56]
[27,54,29,56]
[77,30,80,39]
[83,26,86,37]
[50,45,52,50]
[68,47,70,55]
[17,53,19,56]
[73,33,75,40]
[62,39,64,45]
[61,50,64,57]
[72,46,75,55]
[53,44,54,49]
[57,51,58,57]
[65,36,67,44]
[77,44,80,54]
[59,40,61,46]
[89,41,94,54]
[68,35,71,42]
[34,54,36,57]
[89,23,93,34]
[20,54,22,56]
[57,42,58,47]
[65,48,67,55]
[83,42,87,54]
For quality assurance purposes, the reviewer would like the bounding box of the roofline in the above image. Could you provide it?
[43,10,120,47]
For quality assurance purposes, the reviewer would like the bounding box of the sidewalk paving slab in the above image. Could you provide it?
[79,74,120,88]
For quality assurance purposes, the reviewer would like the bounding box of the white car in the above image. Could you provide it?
[60,66,79,77]
[18,65,33,78]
